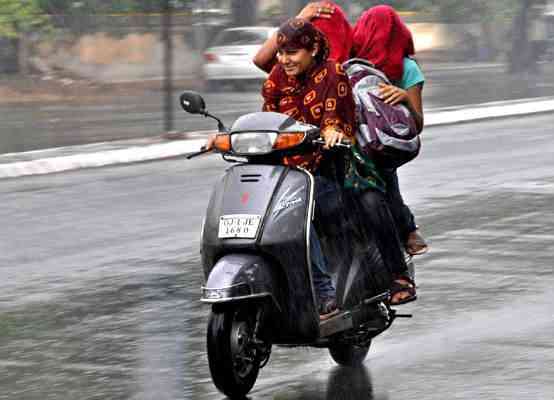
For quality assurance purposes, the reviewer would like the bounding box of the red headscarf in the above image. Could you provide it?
[352,5,415,81]
[312,3,353,64]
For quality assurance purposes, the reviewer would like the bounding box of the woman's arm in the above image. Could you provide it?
[406,84,424,133]
[378,83,424,134]
[252,1,335,73]
[252,31,279,73]
[321,65,356,148]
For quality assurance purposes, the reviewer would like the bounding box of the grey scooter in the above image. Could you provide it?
[181,91,411,399]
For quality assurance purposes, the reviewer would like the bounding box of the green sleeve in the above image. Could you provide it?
[399,58,425,90]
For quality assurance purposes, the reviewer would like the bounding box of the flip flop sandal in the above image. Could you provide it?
[389,276,417,305]
[320,308,340,321]
[406,229,429,256]
[319,298,339,321]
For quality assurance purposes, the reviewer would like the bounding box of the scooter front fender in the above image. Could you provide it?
[201,254,282,310]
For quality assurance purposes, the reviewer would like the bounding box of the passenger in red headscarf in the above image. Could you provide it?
[253,1,352,73]
[352,5,427,304]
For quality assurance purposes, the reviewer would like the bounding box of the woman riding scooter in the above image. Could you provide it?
[206,18,355,319]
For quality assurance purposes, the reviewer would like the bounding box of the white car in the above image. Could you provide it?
[203,26,277,90]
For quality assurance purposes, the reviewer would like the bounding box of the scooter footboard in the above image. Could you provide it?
[201,254,281,309]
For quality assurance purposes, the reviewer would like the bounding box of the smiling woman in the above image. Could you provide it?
[259,18,357,318]
[261,18,355,171]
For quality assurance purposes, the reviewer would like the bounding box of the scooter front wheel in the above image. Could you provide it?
[328,342,370,366]
[207,306,262,398]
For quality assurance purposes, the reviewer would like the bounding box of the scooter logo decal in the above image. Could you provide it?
[273,187,304,216]
[276,197,302,212]
[241,192,250,204]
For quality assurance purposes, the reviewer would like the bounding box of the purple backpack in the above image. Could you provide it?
[343,59,421,169]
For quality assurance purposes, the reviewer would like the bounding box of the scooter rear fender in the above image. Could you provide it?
[201,254,282,311]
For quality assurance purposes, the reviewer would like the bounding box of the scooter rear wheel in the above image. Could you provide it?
[207,306,261,398]
[328,342,371,366]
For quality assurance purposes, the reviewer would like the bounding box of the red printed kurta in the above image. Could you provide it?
[262,60,356,172]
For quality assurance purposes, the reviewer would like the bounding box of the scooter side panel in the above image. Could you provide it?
[259,169,319,343]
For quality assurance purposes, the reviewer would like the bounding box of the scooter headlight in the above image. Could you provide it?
[230,131,307,155]
[231,132,278,155]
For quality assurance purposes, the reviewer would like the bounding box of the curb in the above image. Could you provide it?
[1,96,553,180]
[0,139,206,179]
[425,96,554,126]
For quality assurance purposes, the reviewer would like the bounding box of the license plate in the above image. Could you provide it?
[218,214,261,239]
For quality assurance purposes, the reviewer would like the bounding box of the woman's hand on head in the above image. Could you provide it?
[378,83,408,105]
[322,126,344,149]
[297,1,334,20]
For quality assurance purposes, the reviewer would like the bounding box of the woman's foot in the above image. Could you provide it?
[406,229,428,256]
[390,276,417,305]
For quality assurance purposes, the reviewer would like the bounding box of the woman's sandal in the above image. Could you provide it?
[389,276,417,305]
[406,229,429,256]
[319,298,339,321]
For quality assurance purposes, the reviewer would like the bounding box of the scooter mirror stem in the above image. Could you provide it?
[202,111,227,133]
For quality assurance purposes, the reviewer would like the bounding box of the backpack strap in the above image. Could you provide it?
[342,58,391,85]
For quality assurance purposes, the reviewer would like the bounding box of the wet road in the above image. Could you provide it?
[1,114,554,399]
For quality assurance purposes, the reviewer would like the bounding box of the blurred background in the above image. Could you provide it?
[1,0,554,153]
[2,3,554,400]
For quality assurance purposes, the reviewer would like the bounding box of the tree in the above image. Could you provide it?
[0,0,50,74]
[0,0,49,37]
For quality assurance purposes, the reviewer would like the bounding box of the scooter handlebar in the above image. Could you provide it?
[312,138,352,149]
[186,146,213,159]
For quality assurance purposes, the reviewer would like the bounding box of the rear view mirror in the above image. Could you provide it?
[180,91,206,114]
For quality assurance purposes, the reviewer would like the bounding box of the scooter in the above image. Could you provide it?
[181,91,411,399]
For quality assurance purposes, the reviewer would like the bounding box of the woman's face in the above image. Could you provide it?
[277,47,315,76]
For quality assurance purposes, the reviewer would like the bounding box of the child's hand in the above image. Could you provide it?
[378,83,408,105]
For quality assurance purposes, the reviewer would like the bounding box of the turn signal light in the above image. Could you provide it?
[214,134,231,152]
[273,132,306,150]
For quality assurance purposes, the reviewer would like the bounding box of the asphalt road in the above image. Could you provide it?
[1,114,554,399]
